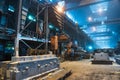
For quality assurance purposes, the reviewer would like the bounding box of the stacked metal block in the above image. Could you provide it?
[0,55,59,80]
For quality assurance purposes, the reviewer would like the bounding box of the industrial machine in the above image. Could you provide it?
[115,55,120,64]
[92,52,113,64]
[0,0,61,80]
[63,42,85,61]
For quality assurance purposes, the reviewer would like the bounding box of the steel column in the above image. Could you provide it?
[14,0,22,57]
[44,6,49,54]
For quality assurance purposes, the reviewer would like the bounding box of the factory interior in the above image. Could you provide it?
[0,0,120,80]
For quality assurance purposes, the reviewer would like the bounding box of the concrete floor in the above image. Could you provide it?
[60,59,120,80]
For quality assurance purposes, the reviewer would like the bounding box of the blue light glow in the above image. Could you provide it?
[83,30,87,33]
[58,1,65,7]
[95,25,107,32]
[95,40,112,48]
[101,21,104,25]
[28,15,36,22]
[94,16,107,22]
[12,47,14,50]
[112,31,116,35]
[8,5,15,12]
[56,28,59,31]
[74,40,78,45]
[91,26,96,32]
[88,46,92,50]
[90,2,108,13]
[50,0,52,2]
[49,25,54,29]
[65,12,77,23]
[88,17,93,22]
[66,12,73,20]
[93,36,111,40]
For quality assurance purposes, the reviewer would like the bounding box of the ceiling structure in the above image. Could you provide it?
[57,0,120,49]
[1,0,120,49]
[6,0,120,49]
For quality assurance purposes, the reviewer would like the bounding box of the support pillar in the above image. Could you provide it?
[44,6,49,54]
[14,0,22,57]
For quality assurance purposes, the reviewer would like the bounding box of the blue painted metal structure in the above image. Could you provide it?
[0,55,59,80]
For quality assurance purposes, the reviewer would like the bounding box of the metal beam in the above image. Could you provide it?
[0,34,11,40]
[19,36,46,42]
[65,0,111,11]
[65,0,81,3]
[89,32,113,37]
[87,18,120,26]
[14,0,22,57]
[20,7,45,34]
[35,42,44,49]
[20,39,32,49]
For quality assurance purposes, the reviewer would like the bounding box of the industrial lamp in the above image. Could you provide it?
[56,1,65,13]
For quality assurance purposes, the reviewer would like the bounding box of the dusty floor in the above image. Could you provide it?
[60,59,120,80]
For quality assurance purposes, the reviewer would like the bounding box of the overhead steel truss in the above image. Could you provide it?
[65,0,111,11]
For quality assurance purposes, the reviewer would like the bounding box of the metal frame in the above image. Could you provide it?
[65,0,111,11]
[14,0,49,56]
[14,0,22,57]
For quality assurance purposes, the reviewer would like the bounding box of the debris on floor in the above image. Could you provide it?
[61,60,120,80]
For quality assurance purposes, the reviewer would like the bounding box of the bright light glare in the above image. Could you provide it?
[28,15,33,20]
[58,1,65,7]
[56,6,64,13]
[101,21,104,25]
[88,46,92,50]
[95,40,111,49]
[56,1,65,13]
[65,12,77,24]
[28,15,36,21]
[93,36,111,40]
[90,2,108,13]
[112,31,116,35]
[98,8,103,13]
[88,17,92,22]
[94,25,107,32]
[91,26,96,32]
[50,0,52,2]
[49,25,54,29]
[8,5,15,12]
[12,47,14,50]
